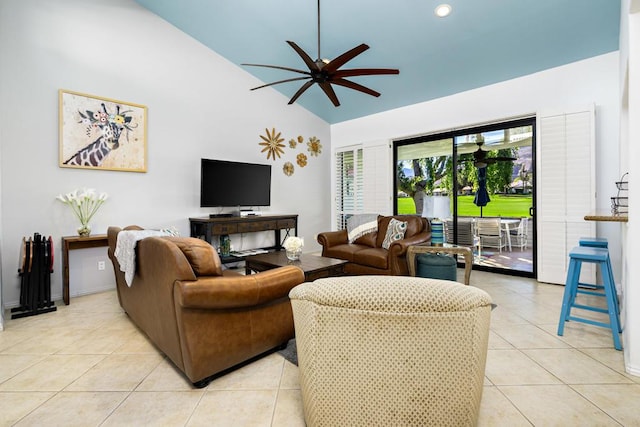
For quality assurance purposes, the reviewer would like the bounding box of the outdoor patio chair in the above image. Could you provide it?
[476,218,506,252]
[510,218,529,250]
[445,218,476,246]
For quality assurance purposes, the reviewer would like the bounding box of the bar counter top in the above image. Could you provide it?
[584,212,628,222]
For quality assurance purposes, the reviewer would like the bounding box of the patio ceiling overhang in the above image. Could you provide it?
[396,134,533,161]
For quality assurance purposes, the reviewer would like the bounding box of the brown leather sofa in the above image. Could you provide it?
[107,226,305,388]
[317,215,431,276]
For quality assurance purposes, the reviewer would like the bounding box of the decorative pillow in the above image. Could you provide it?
[164,237,222,277]
[381,218,408,250]
[353,231,377,248]
[346,214,379,243]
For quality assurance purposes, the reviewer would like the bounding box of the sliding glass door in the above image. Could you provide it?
[394,118,535,277]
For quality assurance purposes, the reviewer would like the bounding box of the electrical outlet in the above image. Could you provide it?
[98,261,106,271]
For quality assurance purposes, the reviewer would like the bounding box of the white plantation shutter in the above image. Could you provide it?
[334,141,392,230]
[537,108,596,284]
[362,141,392,215]
[335,147,363,230]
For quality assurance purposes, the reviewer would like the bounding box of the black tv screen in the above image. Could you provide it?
[200,159,271,207]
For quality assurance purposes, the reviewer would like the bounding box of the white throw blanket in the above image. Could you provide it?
[115,230,173,287]
[346,214,379,243]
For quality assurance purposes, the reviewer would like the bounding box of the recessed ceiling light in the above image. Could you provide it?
[435,4,452,17]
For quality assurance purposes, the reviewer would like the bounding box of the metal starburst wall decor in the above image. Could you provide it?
[283,162,294,176]
[257,128,322,176]
[259,128,285,160]
[307,136,322,156]
[297,153,308,167]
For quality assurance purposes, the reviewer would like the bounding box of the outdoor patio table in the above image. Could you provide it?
[500,219,520,251]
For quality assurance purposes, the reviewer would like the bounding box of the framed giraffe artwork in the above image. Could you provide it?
[59,89,147,172]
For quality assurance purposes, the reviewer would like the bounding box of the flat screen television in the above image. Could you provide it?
[200,158,271,207]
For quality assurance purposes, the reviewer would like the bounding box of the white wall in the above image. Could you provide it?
[0,119,3,330]
[620,0,640,376]
[0,0,331,307]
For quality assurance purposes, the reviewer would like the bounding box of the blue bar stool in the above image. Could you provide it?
[557,246,622,350]
[579,237,619,311]
[579,237,608,248]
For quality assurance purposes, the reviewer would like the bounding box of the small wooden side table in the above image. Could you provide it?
[407,244,473,286]
[61,234,109,305]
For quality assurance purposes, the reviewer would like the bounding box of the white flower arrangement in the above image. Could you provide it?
[283,236,304,252]
[56,188,108,226]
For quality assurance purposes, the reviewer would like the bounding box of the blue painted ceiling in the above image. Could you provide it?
[134,0,620,124]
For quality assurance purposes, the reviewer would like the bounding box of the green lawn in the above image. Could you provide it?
[398,195,532,218]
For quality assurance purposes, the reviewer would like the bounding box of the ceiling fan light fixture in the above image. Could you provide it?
[241,0,399,107]
[435,4,452,17]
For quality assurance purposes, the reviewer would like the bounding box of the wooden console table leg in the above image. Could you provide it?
[61,235,109,305]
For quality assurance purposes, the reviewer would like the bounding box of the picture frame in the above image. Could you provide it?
[59,89,147,172]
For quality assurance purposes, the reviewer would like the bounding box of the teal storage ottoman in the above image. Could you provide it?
[415,253,457,281]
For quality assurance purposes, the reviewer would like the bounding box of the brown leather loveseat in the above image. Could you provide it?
[317,215,431,276]
[107,226,305,388]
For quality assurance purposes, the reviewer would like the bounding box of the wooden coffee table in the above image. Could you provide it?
[245,251,347,282]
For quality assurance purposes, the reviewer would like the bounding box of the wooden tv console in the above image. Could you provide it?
[189,214,298,261]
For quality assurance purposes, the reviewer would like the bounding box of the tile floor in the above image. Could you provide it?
[1,270,638,426]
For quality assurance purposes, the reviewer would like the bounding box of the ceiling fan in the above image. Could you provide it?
[241,0,399,107]
[471,140,516,168]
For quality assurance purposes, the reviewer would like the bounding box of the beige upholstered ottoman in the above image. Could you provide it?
[289,275,492,427]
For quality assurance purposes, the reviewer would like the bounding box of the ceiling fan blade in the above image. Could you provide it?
[287,41,320,71]
[319,82,340,106]
[250,76,311,91]
[333,68,400,78]
[331,78,381,98]
[242,63,311,76]
[288,80,316,105]
[324,43,369,73]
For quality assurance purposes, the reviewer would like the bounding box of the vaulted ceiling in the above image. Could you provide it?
[134,0,620,124]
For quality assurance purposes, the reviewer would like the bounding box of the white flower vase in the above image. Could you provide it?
[77,223,91,237]
[286,248,302,261]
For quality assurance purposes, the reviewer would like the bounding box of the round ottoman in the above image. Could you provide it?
[415,252,457,281]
